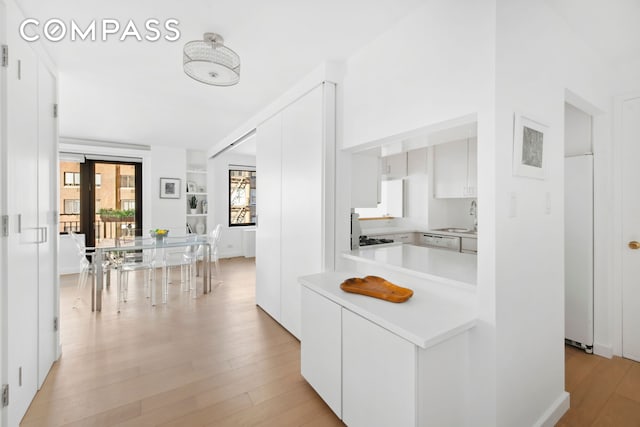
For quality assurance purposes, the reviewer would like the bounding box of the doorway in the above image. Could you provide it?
[59,159,142,248]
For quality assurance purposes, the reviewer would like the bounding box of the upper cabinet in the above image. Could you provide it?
[381,152,407,180]
[433,138,477,198]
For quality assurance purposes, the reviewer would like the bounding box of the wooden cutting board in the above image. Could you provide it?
[340,276,413,303]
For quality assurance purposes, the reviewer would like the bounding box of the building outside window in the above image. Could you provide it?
[63,172,80,186]
[120,175,135,188]
[95,173,101,188]
[63,199,80,214]
[229,169,256,226]
[121,200,135,211]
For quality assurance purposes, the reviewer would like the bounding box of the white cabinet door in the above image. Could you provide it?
[434,139,467,198]
[5,11,40,424]
[280,85,326,339]
[37,64,58,387]
[394,233,414,244]
[461,237,478,254]
[342,309,416,427]
[351,153,380,208]
[301,287,342,417]
[255,112,283,320]
[381,153,407,179]
[434,138,477,198]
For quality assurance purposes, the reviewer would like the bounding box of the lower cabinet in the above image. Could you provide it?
[301,285,469,427]
[342,309,416,427]
[300,287,342,417]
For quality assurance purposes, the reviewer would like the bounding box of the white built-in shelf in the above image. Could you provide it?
[187,169,207,174]
[187,192,207,196]
[187,214,207,217]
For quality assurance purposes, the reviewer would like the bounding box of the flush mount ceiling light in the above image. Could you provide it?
[183,32,240,86]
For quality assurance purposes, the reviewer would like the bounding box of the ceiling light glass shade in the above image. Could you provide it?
[183,33,240,86]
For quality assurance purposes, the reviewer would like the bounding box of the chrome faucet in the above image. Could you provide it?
[470,200,478,231]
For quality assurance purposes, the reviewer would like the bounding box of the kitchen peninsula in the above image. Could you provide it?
[299,244,478,426]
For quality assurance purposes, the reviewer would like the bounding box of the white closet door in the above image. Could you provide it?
[5,7,40,424]
[280,85,324,339]
[255,112,283,320]
[37,64,58,387]
[622,96,640,361]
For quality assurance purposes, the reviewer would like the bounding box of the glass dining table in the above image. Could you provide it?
[91,234,212,312]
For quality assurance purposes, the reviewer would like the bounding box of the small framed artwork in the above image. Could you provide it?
[187,181,197,193]
[513,113,548,180]
[160,177,181,199]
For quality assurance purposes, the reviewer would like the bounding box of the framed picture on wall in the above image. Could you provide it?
[160,177,181,199]
[512,113,548,180]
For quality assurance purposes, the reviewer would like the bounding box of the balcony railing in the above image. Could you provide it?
[60,214,138,247]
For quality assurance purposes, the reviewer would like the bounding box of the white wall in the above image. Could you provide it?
[148,146,187,235]
[340,1,498,425]
[493,0,630,424]
[565,103,592,156]
[208,152,256,258]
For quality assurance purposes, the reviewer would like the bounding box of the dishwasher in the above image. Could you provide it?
[418,233,461,251]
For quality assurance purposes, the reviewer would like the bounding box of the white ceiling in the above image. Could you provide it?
[16,0,424,151]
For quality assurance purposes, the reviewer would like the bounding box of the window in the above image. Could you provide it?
[229,169,256,226]
[64,172,80,186]
[120,175,135,188]
[95,173,101,188]
[63,199,80,214]
[121,200,135,210]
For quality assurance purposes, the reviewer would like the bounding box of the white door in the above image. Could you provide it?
[622,96,640,362]
[37,64,58,387]
[5,11,40,425]
[255,112,283,320]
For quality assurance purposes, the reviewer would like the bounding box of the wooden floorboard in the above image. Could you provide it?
[22,257,640,426]
[559,345,640,426]
[21,257,344,427]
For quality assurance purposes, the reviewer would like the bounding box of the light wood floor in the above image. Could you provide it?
[21,257,640,426]
[559,345,640,426]
[21,257,344,426]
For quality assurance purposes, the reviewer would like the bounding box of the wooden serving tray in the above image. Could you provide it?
[340,276,413,303]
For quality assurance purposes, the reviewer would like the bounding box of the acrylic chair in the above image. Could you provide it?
[69,231,111,309]
[163,235,200,300]
[197,224,222,289]
[111,236,157,312]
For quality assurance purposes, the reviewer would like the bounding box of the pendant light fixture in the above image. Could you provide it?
[183,32,240,86]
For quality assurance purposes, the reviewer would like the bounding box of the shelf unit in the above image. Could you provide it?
[186,168,208,234]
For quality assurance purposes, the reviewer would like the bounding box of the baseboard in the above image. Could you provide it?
[594,343,613,359]
[533,391,570,427]
[219,251,244,259]
[59,267,81,275]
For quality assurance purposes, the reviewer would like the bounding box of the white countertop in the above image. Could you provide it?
[299,271,477,349]
[344,244,477,288]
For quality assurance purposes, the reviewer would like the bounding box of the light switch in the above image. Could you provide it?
[545,192,551,215]
[509,192,517,218]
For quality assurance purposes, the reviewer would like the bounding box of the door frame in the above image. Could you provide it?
[613,92,640,357]
[80,159,143,248]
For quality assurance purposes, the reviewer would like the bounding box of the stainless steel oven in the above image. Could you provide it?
[417,233,461,251]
